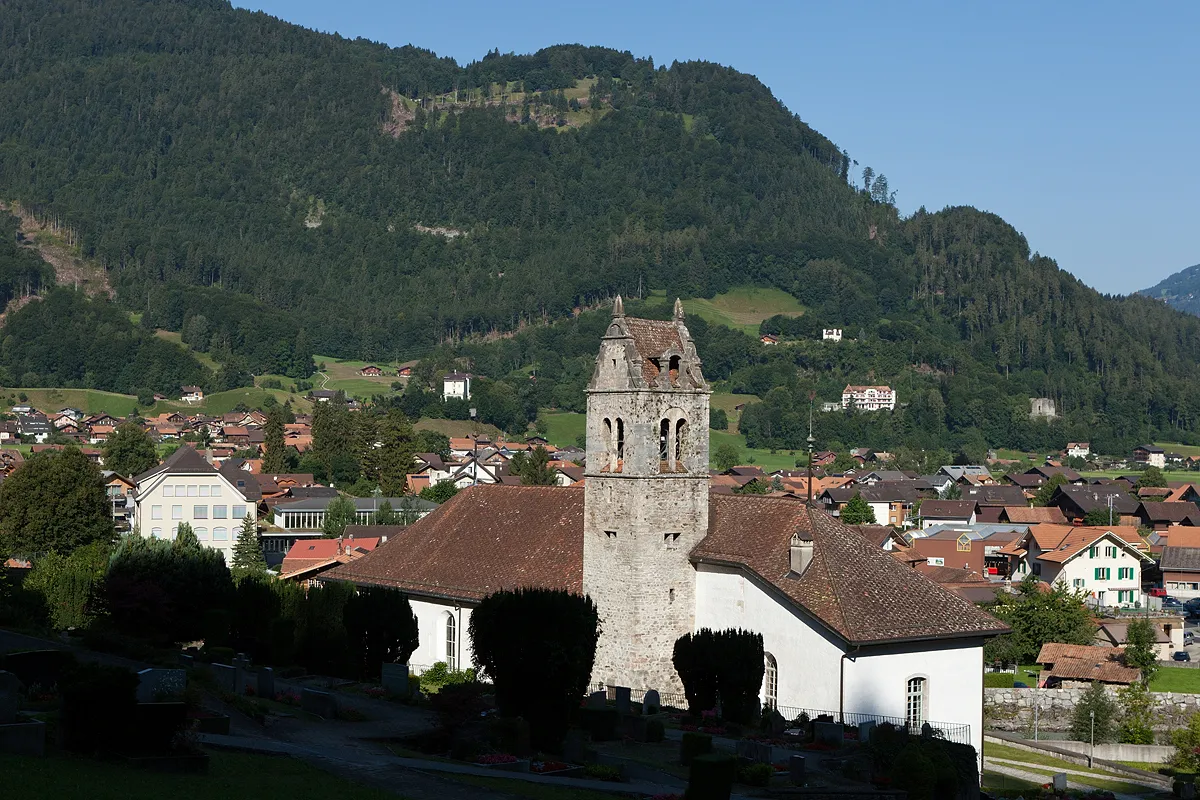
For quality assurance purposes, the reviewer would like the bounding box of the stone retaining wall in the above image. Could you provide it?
[986,686,1200,732]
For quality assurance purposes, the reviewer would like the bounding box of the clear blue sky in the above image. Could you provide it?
[235,0,1198,295]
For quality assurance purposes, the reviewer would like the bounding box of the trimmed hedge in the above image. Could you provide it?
[688,753,737,800]
[470,588,600,750]
[673,628,764,724]
[680,731,712,765]
[343,585,418,681]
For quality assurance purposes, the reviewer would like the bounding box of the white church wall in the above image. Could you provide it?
[845,641,984,763]
[696,563,986,766]
[409,596,475,674]
[694,564,846,710]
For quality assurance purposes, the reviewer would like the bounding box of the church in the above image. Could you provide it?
[326,299,1007,760]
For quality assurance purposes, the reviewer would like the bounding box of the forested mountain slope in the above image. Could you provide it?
[1142,264,1200,316]
[3,0,1200,450]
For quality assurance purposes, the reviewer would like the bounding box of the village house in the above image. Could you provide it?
[358,365,384,377]
[104,471,136,529]
[1065,442,1090,459]
[0,421,17,442]
[1133,444,1166,469]
[1095,618,1183,661]
[17,413,51,443]
[759,334,779,346]
[919,500,977,529]
[130,445,259,564]
[1135,501,1199,532]
[1050,484,1140,524]
[1000,524,1151,608]
[822,328,843,342]
[272,495,438,533]
[819,483,920,527]
[326,299,1006,768]
[1160,527,1200,600]
[998,506,1067,525]
[1036,643,1139,688]
[279,532,383,584]
[841,385,895,412]
[180,385,204,404]
[442,371,472,401]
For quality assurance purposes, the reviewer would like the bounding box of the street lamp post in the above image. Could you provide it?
[1089,709,1095,766]
[1034,669,1041,741]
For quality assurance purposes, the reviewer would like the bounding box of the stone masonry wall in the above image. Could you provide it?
[584,387,710,694]
[986,686,1200,732]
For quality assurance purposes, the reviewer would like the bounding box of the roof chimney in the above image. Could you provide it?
[790,533,814,575]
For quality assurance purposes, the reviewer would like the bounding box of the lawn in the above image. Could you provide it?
[150,387,310,416]
[1,387,138,416]
[709,429,800,473]
[982,769,1044,794]
[442,773,627,800]
[155,329,220,371]
[413,418,504,440]
[985,742,1158,793]
[710,391,759,433]
[312,355,406,395]
[541,410,586,449]
[3,750,398,800]
[1156,442,1200,457]
[1149,666,1200,692]
[641,287,804,337]
[984,666,1042,688]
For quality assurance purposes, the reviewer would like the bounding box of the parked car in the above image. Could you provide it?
[1174,651,1192,662]
[1164,597,1183,607]
[1185,630,1195,644]
[1148,587,1168,598]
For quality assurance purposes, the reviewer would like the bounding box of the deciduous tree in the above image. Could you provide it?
[0,447,114,557]
[102,422,159,478]
[322,496,357,538]
[839,492,877,525]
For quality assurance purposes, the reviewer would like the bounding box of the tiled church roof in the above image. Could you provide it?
[325,486,1007,646]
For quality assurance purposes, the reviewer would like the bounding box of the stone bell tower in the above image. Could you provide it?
[582,296,711,691]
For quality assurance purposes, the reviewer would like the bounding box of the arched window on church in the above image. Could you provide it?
[615,418,625,468]
[675,418,688,469]
[668,355,681,383]
[603,418,612,470]
[763,653,778,709]
[445,613,457,670]
[659,419,670,468]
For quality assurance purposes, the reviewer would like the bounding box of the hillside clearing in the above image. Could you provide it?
[155,329,220,371]
[645,287,804,337]
[541,410,586,449]
[1,388,138,417]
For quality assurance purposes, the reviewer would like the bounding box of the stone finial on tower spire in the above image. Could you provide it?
[613,294,625,318]
[673,297,685,320]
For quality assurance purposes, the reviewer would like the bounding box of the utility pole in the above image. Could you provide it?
[1089,709,1095,767]
[806,392,815,502]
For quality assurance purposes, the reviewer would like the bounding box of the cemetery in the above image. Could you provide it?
[0,576,983,800]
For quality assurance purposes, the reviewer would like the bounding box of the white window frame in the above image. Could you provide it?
[213,505,227,519]
[763,653,778,710]
[151,505,162,520]
[446,613,457,671]
[906,676,927,729]
[164,485,175,497]
[171,505,183,520]
[194,505,208,519]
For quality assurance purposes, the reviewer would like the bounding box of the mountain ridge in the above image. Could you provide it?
[3,1,1200,450]
[1141,263,1200,315]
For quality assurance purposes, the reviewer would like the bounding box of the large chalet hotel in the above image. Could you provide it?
[842,384,896,411]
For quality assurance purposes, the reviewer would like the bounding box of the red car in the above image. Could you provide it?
[1148,587,1167,598]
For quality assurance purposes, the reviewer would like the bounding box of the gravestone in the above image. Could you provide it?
[1052,773,1067,791]
[233,653,251,671]
[614,686,631,715]
[0,671,19,724]
[301,688,337,718]
[586,690,606,709]
[1183,782,1197,800]
[211,663,236,693]
[642,689,661,715]
[136,668,187,703]
[381,663,409,696]
[178,653,194,668]
[736,739,772,764]
[257,667,275,699]
[857,720,875,744]
[789,754,806,785]
[813,721,843,747]
[563,729,588,764]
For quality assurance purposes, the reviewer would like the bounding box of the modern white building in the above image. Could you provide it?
[842,385,896,412]
[442,372,471,401]
[822,328,843,342]
[130,445,258,564]
[1001,524,1152,608]
[328,301,1005,769]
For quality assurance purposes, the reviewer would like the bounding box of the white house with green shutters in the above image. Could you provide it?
[1009,525,1152,609]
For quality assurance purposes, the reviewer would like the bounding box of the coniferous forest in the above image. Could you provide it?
[2,0,1200,451]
